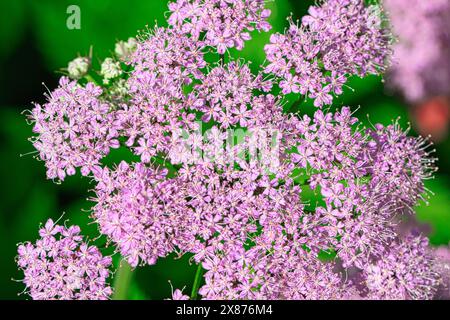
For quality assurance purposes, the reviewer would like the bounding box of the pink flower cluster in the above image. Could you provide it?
[91,106,439,299]
[124,27,206,163]
[168,0,271,54]
[265,0,389,107]
[188,61,273,128]
[365,235,440,300]
[16,219,112,300]
[92,161,194,267]
[29,78,120,180]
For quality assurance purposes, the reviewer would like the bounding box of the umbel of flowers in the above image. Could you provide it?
[18,0,448,300]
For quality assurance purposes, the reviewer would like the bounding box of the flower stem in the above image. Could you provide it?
[190,263,204,300]
[112,260,133,300]
[84,74,99,85]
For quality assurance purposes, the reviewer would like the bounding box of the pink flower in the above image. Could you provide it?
[16,219,112,300]
[171,289,190,300]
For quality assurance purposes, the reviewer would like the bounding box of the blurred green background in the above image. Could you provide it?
[0,0,449,300]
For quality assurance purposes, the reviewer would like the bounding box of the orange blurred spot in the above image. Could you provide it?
[413,97,450,143]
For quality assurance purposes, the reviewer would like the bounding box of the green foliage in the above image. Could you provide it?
[29,0,170,70]
[416,177,450,245]
[0,1,25,62]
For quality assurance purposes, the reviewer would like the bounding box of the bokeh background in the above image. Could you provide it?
[0,0,449,300]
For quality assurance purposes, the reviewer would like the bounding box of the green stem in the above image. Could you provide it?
[84,74,99,85]
[190,263,204,300]
[112,260,133,300]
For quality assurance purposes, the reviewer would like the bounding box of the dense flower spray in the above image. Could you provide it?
[265,0,389,106]
[29,78,120,180]
[364,235,440,300]
[167,0,271,54]
[19,0,446,300]
[16,219,112,300]
[123,26,206,163]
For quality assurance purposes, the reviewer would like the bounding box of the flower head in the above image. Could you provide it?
[92,161,194,267]
[364,234,441,300]
[265,0,389,107]
[365,123,437,213]
[168,0,271,54]
[123,27,205,162]
[16,219,112,300]
[28,77,120,180]
[67,56,90,79]
[189,61,274,129]
[115,37,138,61]
[101,58,122,84]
